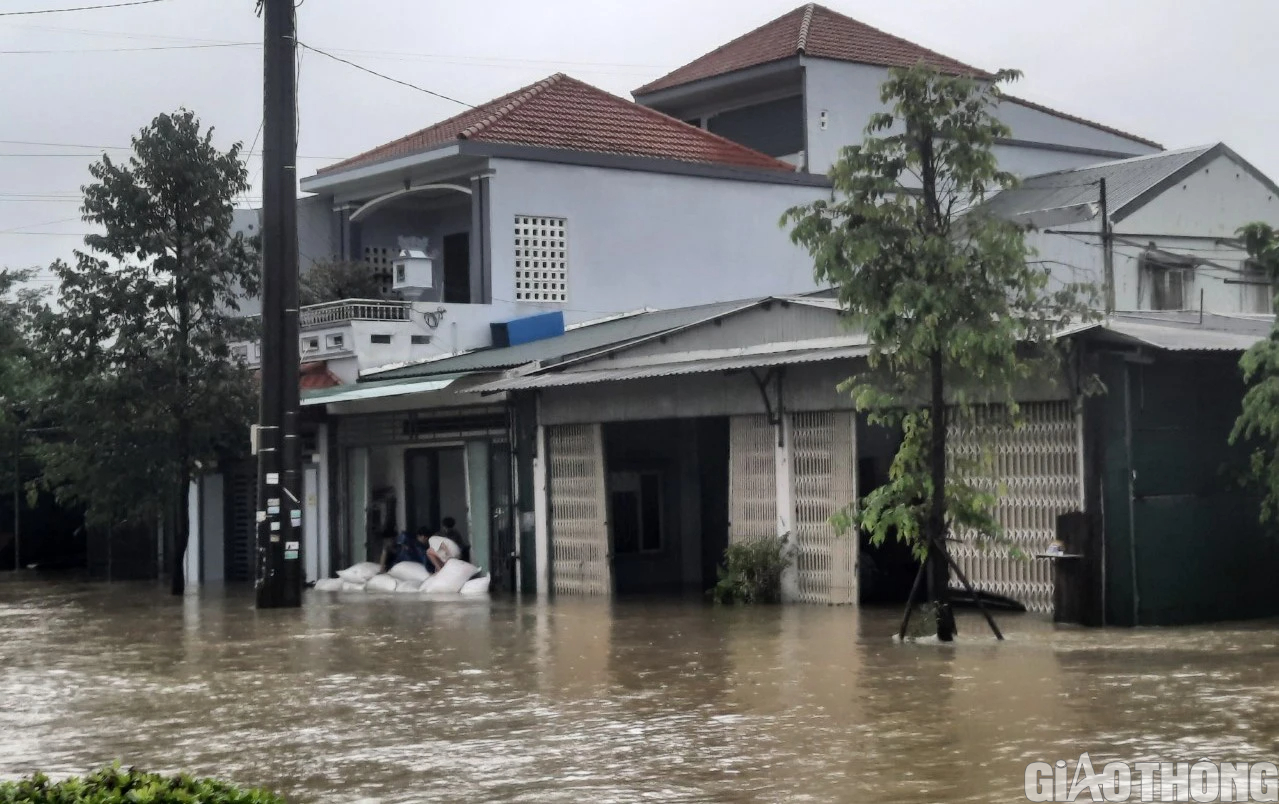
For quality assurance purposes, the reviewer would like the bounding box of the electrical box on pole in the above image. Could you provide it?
[255,0,303,609]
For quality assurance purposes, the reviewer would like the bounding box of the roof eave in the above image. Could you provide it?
[467,141,829,187]
[633,56,803,104]
[301,142,464,193]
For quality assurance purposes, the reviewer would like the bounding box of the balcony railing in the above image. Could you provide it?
[299,299,413,329]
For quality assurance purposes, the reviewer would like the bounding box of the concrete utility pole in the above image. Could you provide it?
[1100,177,1115,315]
[255,0,303,608]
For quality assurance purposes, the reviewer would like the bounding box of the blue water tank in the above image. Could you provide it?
[491,311,565,348]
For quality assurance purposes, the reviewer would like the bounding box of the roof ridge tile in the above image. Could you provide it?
[460,73,566,140]
[796,3,816,53]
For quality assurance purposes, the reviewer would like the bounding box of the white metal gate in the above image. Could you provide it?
[792,411,859,605]
[947,401,1080,613]
[728,415,777,545]
[547,423,610,596]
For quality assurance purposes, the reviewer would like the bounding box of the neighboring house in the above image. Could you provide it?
[989,143,1279,314]
[463,301,1278,625]
[632,3,1163,177]
[295,73,830,361]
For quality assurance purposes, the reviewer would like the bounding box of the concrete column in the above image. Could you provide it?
[534,423,550,598]
[184,479,201,589]
[775,415,799,603]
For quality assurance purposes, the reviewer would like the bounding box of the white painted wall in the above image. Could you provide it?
[487,158,826,312]
[201,474,225,583]
[1025,152,1279,313]
[801,58,1156,177]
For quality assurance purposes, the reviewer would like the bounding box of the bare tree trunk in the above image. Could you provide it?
[927,347,956,641]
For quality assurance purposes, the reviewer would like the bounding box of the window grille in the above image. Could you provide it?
[514,216,567,302]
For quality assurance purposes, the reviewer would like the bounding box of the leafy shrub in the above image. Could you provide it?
[0,765,284,803]
[712,536,789,604]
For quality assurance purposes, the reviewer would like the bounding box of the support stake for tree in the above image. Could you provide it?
[897,558,927,640]
[931,535,1004,640]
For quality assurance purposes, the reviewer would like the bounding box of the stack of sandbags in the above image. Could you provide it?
[421,559,478,594]
[459,575,490,595]
[335,562,381,590]
[313,578,344,592]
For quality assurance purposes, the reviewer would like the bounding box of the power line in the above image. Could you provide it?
[298,42,475,109]
[0,0,170,17]
[0,42,253,54]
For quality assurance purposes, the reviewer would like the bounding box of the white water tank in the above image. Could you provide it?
[392,248,433,292]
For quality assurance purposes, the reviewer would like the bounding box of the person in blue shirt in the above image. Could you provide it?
[380,526,432,572]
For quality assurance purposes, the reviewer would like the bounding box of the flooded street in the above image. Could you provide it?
[1,579,1278,803]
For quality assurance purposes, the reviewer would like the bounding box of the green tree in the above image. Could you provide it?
[299,258,388,306]
[783,66,1095,640]
[32,110,259,594]
[1231,222,1279,520]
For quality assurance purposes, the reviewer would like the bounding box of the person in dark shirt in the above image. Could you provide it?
[380,526,431,572]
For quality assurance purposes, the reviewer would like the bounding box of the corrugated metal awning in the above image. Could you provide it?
[1104,320,1265,351]
[474,340,872,392]
[301,376,456,406]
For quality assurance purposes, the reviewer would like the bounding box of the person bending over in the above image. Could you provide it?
[426,517,470,572]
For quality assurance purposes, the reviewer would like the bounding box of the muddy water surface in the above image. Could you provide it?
[1,579,1277,802]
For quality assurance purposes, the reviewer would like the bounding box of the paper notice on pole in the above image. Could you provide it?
[256,511,267,523]
[266,472,279,485]
[285,541,299,551]
[270,521,281,532]
[284,550,299,560]
[290,509,302,527]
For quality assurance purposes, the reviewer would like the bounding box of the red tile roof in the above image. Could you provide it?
[634,3,991,96]
[318,74,795,177]
[299,361,343,391]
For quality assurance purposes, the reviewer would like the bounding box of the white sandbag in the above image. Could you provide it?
[421,559,477,594]
[428,535,463,562]
[459,576,490,596]
[337,562,381,582]
[341,581,367,592]
[365,574,398,593]
[313,578,343,592]
[395,579,424,593]
[387,561,430,583]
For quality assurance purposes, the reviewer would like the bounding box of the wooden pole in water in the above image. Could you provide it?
[932,535,1004,640]
[898,559,927,639]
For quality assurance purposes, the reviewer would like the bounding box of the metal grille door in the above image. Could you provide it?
[547,424,610,596]
[792,411,858,604]
[223,460,256,583]
[728,415,777,545]
[948,401,1080,613]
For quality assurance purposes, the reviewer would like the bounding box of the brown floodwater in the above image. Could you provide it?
[1,578,1278,803]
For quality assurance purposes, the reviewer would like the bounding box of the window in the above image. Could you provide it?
[230,344,250,363]
[1242,259,1275,314]
[411,334,430,345]
[325,333,345,350]
[370,334,392,345]
[1141,252,1194,311]
[514,215,567,302]
[301,337,320,354]
[610,471,662,554]
[364,245,394,296]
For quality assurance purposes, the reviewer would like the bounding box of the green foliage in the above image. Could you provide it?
[0,269,45,436]
[299,259,390,306]
[712,536,789,604]
[783,66,1096,564]
[29,110,259,587]
[1231,222,1279,522]
[0,765,282,804]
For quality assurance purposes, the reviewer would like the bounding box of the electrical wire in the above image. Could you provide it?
[0,42,253,54]
[297,42,475,109]
[0,0,169,17]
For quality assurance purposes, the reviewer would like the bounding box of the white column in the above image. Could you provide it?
[776,415,799,603]
[317,423,331,580]
[534,423,550,598]
[767,416,798,598]
[184,479,201,589]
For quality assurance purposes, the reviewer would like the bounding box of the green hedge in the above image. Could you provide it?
[0,765,284,803]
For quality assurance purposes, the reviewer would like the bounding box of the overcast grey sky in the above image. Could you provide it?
[3,0,1276,286]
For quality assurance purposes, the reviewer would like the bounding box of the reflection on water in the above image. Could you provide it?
[1,579,1277,803]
